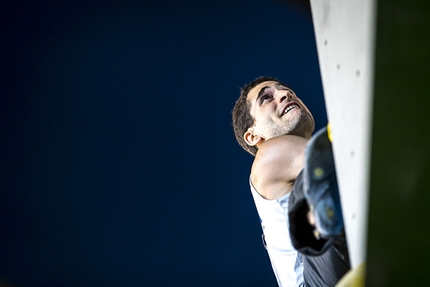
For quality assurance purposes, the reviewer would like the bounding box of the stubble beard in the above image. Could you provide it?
[259,111,315,140]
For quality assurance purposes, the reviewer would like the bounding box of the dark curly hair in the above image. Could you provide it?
[232,76,284,156]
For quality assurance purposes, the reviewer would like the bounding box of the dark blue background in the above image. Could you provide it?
[1,0,326,286]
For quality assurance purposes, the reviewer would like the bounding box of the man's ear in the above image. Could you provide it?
[244,127,264,147]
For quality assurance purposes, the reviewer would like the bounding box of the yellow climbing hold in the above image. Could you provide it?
[335,262,365,287]
[327,123,333,142]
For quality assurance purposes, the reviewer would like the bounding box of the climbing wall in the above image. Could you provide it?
[309,0,377,269]
[310,0,430,284]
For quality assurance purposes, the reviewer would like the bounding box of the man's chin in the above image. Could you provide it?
[287,115,314,139]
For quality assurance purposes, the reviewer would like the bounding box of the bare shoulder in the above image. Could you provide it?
[251,135,308,200]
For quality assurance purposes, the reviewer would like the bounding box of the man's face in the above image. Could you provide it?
[246,81,315,141]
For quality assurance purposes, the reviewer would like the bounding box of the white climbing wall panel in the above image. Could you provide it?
[309,0,377,268]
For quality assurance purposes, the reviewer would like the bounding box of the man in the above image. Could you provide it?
[232,76,350,286]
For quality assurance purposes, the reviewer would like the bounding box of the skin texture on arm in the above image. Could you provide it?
[251,135,308,200]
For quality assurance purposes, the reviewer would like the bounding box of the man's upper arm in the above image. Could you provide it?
[251,135,308,200]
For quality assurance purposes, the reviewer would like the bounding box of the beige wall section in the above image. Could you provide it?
[309,0,377,268]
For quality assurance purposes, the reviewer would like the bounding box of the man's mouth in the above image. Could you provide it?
[281,102,300,116]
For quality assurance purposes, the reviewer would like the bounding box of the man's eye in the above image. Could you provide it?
[261,95,270,103]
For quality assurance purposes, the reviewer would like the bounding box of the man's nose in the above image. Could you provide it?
[277,91,291,103]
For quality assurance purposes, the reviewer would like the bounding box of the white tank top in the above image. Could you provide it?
[250,179,304,287]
